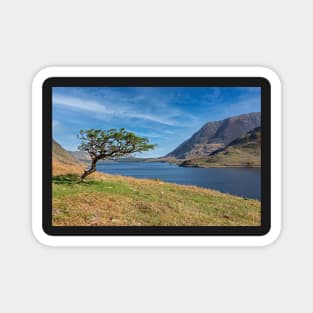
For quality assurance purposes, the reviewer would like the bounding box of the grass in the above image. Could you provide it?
[180,144,260,168]
[52,160,261,227]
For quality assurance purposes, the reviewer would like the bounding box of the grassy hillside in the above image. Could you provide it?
[52,140,80,165]
[180,127,261,168]
[52,161,261,226]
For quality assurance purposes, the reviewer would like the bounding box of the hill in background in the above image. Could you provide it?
[180,127,261,167]
[55,112,262,169]
[70,150,91,162]
[167,112,261,159]
[52,139,80,165]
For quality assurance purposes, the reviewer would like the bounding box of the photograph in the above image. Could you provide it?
[52,86,262,227]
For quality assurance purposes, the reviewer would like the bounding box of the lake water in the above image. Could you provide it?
[96,162,261,200]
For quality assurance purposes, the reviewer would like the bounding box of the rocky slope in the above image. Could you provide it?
[52,139,80,165]
[180,127,261,167]
[167,112,261,159]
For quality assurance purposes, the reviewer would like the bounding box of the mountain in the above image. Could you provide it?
[180,127,261,167]
[167,112,261,159]
[52,140,80,165]
[69,151,134,163]
[70,150,135,163]
[70,150,91,162]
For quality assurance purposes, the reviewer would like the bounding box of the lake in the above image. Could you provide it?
[96,162,261,200]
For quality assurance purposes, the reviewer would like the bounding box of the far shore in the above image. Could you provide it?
[77,157,261,169]
[179,164,261,168]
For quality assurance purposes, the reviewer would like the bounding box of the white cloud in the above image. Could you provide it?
[127,129,164,138]
[53,94,179,126]
[53,94,112,114]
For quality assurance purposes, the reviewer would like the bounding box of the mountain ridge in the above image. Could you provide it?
[52,139,80,165]
[180,126,261,168]
[166,112,261,159]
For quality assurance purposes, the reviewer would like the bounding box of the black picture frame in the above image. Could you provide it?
[43,77,270,236]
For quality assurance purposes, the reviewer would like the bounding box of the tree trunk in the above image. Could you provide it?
[80,158,97,180]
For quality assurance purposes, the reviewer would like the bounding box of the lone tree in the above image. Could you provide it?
[78,128,156,180]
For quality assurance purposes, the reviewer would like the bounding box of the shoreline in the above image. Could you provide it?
[80,158,261,169]
[179,164,261,168]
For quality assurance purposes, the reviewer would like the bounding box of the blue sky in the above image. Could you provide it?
[52,86,261,158]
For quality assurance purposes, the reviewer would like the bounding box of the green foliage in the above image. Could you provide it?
[77,128,156,160]
[52,174,80,184]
